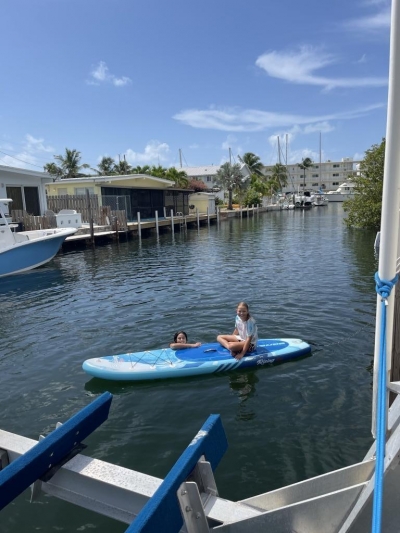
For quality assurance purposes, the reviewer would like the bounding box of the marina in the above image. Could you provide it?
[0,204,378,531]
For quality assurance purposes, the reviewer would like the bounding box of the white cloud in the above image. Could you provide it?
[87,61,131,87]
[0,134,54,170]
[174,103,385,132]
[343,4,391,31]
[124,141,170,164]
[24,134,54,153]
[255,45,387,89]
[357,54,368,64]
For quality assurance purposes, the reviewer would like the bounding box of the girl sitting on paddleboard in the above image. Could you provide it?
[170,331,201,350]
[217,302,258,360]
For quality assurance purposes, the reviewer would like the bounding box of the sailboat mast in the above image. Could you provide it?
[319,132,322,190]
[372,0,400,436]
[277,136,281,164]
[179,149,182,168]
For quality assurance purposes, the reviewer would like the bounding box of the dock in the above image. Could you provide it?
[63,206,279,246]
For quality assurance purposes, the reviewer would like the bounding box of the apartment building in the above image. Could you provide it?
[263,158,360,193]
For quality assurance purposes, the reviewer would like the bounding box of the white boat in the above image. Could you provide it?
[311,192,328,206]
[0,198,77,277]
[294,190,313,208]
[325,181,356,202]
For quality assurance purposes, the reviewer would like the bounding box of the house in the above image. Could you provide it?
[0,165,52,215]
[46,174,193,219]
[182,164,251,202]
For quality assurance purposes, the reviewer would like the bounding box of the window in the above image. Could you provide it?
[313,165,319,169]
[206,176,212,182]
[333,164,340,168]
[321,184,326,189]
[6,185,40,215]
[312,174,319,178]
[332,173,339,177]
[333,182,339,186]
[74,187,94,195]
[312,182,319,187]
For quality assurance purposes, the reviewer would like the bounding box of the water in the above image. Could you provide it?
[0,204,377,532]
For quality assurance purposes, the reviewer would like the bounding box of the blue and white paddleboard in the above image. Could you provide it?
[82,338,311,381]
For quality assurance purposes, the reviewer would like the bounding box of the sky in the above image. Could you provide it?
[0,0,392,173]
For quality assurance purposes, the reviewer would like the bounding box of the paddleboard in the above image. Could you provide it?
[82,338,311,381]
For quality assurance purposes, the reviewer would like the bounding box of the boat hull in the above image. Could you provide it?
[82,338,312,381]
[0,229,76,277]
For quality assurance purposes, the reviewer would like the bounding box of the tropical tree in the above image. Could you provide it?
[114,159,132,175]
[132,165,151,174]
[95,156,116,176]
[270,163,288,190]
[149,165,167,178]
[343,139,385,229]
[238,152,264,176]
[45,148,90,179]
[215,162,247,210]
[298,157,313,189]
[44,162,63,180]
[165,167,189,188]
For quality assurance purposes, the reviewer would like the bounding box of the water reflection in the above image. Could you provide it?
[229,370,259,421]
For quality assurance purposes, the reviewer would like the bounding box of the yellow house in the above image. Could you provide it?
[46,174,192,219]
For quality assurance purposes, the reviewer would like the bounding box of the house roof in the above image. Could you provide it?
[52,174,175,186]
[182,163,251,178]
[0,164,52,182]
[183,166,220,177]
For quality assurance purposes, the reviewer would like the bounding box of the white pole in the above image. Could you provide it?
[196,208,200,229]
[163,207,166,218]
[207,207,210,227]
[137,212,141,239]
[217,206,220,226]
[170,209,174,234]
[155,211,159,237]
[372,0,400,437]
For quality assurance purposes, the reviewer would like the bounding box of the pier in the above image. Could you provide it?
[62,205,280,246]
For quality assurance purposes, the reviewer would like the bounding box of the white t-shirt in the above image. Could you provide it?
[235,315,258,345]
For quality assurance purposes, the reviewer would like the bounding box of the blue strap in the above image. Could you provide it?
[372,272,398,533]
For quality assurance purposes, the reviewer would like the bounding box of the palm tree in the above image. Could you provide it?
[113,159,132,175]
[149,165,167,178]
[44,162,63,180]
[132,165,151,174]
[51,148,90,179]
[165,167,189,188]
[95,156,116,176]
[238,152,264,176]
[270,163,288,190]
[215,162,246,210]
[298,157,313,189]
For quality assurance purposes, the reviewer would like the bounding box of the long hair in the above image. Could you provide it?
[173,330,188,342]
[237,302,251,319]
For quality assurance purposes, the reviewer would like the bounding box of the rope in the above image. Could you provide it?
[372,272,398,533]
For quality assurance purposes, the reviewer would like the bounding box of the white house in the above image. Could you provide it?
[0,165,52,215]
[182,164,251,201]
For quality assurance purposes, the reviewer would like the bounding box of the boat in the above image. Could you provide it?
[294,190,313,208]
[325,180,356,202]
[82,338,311,381]
[0,198,77,277]
[311,191,328,206]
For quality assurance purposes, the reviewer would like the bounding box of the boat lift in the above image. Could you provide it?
[3,391,400,532]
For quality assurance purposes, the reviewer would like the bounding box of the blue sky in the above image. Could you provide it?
[0,0,391,172]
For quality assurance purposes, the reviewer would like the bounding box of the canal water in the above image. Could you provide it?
[1,204,378,532]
